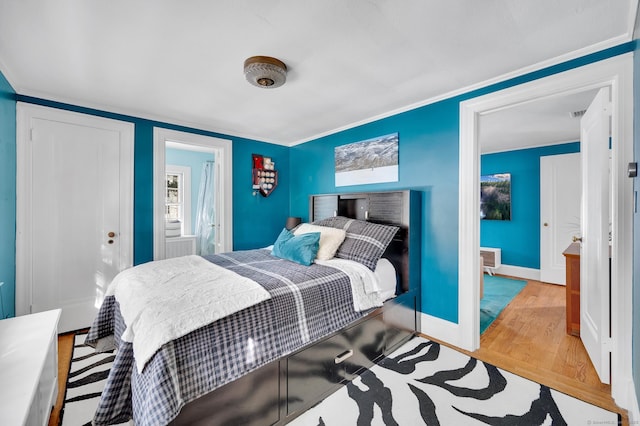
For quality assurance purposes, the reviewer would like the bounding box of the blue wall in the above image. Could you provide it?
[232,137,290,250]
[0,71,16,319]
[165,148,215,234]
[289,44,634,324]
[480,142,580,269]
[290,99,460,322]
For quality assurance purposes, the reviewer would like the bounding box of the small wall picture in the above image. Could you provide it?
[252,153,278,197]
[480,173,511,220]
[334,133,399,187]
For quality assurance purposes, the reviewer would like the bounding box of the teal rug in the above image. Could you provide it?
[481,274,527,334]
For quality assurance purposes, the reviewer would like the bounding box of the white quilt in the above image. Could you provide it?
[106,255,271,373]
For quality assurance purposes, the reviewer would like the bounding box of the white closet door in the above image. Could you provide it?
[17,104,133,332]
[539,152,581,285]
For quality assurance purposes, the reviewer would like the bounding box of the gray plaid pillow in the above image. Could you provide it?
[312,216,399,270]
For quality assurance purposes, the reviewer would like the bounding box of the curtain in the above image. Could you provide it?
[195,160,216,255]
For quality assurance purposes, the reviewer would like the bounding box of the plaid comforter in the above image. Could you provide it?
[85,249,369,426]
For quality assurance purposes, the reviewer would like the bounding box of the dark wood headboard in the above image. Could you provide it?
[309,190,421,298]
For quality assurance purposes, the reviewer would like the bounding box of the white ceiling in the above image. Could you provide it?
[0,1,637,148]
[479,88,600,154]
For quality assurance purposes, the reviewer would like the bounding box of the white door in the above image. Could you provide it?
[579,87,611,384]
[17,104,133,333]
[540,153,581,284]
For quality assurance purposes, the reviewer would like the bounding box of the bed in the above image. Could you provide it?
[86,189,421,426]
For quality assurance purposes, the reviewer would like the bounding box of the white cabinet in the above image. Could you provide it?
[0,309,60,426]
[480,247,501,275]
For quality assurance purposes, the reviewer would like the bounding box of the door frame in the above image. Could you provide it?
[15,102,134,316]
[456,54,633,408]
[153,128,233,260]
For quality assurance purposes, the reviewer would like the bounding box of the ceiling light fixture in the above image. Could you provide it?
[244,56,287,89]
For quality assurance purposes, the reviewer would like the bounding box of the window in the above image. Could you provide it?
[165,165,191,235]
[165,172,182,221]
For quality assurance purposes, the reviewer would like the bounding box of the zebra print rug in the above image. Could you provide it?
[290,336,619,425]
[60,333,128,426]
[62,333,619,425]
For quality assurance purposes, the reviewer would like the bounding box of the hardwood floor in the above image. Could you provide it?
[49,278,629,424]
[48,332,75,426]
[429,277,628,424]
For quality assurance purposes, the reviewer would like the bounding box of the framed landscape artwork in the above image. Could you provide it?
[480,173,511,220]
[334,133,399,187]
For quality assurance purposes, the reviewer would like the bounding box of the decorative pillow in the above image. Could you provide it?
[293,223,347,261]
[271,228,321,266]
[311,216,399,270]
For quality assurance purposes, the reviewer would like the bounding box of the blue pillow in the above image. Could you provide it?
[271,228,321,266]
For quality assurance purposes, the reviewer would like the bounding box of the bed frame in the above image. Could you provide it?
[170,190,421,425]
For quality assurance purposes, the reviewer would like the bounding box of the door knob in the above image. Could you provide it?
[572,236,583,242]
[108,231,116,238]
[543,222,548,227]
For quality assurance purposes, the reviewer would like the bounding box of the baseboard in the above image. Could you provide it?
[418,312,472,351]
[494,264,540,281]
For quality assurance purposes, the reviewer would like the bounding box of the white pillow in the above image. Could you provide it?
[293,223,346,261]
[374,258,397,300]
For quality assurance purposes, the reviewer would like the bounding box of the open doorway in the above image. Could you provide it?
[153,128,233,260]
[474,85,614,407]
[164,142,217,257]
[476,88,595,318]
[458,54,633,409]
[476,85,614,381]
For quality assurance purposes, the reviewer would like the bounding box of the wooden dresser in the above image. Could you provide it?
[563,242,581,336]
